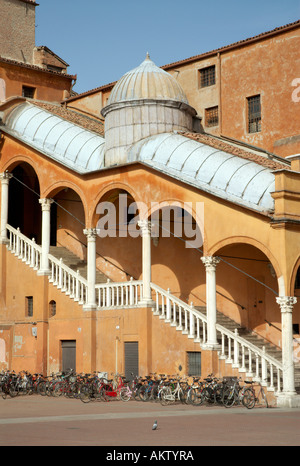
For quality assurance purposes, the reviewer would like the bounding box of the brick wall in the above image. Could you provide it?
[0,0,36,64]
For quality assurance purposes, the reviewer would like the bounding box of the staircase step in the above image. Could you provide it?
[49,246,109,283]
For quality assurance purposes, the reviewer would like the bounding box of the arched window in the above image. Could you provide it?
[49,300,56,317]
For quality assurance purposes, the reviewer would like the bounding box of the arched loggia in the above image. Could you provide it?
[8,162,41,242]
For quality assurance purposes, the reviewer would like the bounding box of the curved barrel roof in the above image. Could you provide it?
[4,102,105,173]
[3,102,278,214]
[128,133,276,213]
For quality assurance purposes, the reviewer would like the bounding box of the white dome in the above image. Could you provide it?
[106,54,189,106]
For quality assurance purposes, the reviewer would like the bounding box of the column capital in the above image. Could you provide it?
[83,228,98,239]
[138,219,153,236]
[39,198,54,211]
[276,296,297,313]
[201,255,221,270]
[0,172,13,183]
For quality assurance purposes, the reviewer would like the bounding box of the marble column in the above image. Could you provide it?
[38,198,53,275]
[83,228,98,310]
[0,172,13,243]
[276,296,297,396]
[138,220,153,305]
[201,256,220,348]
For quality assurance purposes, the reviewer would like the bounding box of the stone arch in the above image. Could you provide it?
[143,198,206,302]
[91,185,142,282]
[210,238,281,343]
[6,160,41,242]
[91,181,140,228]
[45,183,87,260]
[290,256,300,297]
[208,235,283,294]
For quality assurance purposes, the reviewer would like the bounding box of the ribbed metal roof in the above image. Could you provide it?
[4,102,276,213]
[128,133,275,213]
[107,54,189,106]
[4,102,105,173]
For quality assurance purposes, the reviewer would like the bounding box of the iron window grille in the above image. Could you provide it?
[22,86,36,99]
[199,66,216,88]
[205,106,219,127]
[247,95,261,133]
[187,351,201,376]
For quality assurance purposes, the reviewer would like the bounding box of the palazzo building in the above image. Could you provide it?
[0,2,300,408]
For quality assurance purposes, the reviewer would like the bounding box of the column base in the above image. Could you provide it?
[276,392,300,408]
[83,303,97,311]
[0,238,9,245]
[37,269,51,276]
[202,342,221,351]
[138,299,155,308]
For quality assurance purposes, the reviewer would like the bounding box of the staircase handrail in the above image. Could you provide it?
[151,282,208,323]
[47,252,88,285]
[215,322,283,370]
[151,282,283,374]
[7,224,42,251]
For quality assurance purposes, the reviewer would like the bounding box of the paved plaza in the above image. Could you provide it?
[0,396,300,448]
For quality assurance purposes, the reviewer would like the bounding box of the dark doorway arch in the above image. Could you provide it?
[8,163,41,243]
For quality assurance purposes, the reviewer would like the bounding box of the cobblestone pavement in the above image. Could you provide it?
[0,396,300,447]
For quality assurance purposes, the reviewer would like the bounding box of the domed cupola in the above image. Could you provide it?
[101,54,197,167]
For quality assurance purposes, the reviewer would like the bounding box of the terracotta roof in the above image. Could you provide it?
[163,20,300,70]
[18,0,39,5]
[65,81,116,103]
[180,132,290,171]
[0,56,75,80]
[32,101,104,136]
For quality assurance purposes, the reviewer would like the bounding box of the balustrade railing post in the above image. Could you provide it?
[165,288,171,322]
[233,328,240,368]
[129,277,134,306]
[261,346,268,386]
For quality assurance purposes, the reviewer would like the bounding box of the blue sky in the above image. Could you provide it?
[35,0,300,95]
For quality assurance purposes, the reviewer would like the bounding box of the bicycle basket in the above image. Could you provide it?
[222,377,238,387]
[69,376,77,383]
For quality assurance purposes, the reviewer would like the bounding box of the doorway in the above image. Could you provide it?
[124,341,139,380]
[61,340,76,372]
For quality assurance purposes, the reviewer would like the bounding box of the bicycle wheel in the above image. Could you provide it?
[188,387,204,406]
[213,384,225,405]
[222,387,236,408]
[80,386,92,403]
[160,387,173,406]
[37,381,47,396]
[120,387,131,402]
[53,382,64,397]
[138,385,150,402]
[9,383,19,398]
[99,385,109,402]
[242,388,256,409]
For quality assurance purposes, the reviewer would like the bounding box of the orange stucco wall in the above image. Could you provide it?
[1,129,300,375]
[0,61,73,103]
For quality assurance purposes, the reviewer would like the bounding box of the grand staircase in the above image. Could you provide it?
[7,224,300,395]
